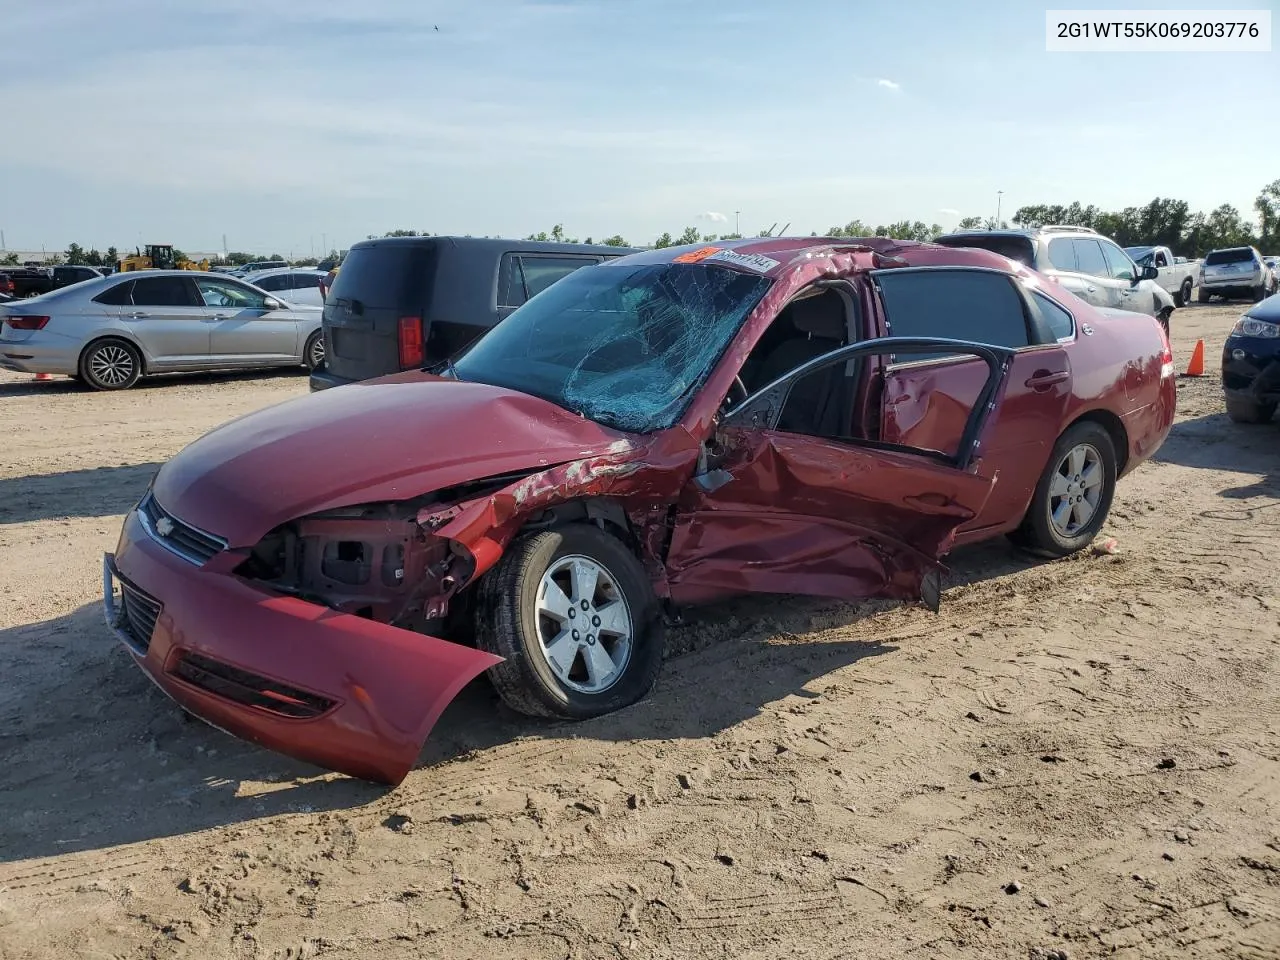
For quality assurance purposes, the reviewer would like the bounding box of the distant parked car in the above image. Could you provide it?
[239,268,327,307]
[934,225,1175,332]
[1221,293,1280,423]
[1199,246,1275,302]
[229,260,289,277]
[0,266,54,298]
[51,265,107,289]
[0,272,13,297]
[311,236,640,391]
[0,270,324,390]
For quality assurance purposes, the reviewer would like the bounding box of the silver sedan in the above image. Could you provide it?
[0,270,324,390]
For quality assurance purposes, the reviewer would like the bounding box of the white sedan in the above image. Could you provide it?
[240,268,327,307]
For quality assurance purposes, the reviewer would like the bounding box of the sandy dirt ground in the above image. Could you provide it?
[1,304,1277,960]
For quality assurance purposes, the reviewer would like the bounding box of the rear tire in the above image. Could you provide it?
[1197,286,1210,303]
[1225,397,1275,424]
[1254,285,1267,303]
[1177,278,1193,307]
[1011,421,1118,558]
[79,338,142,391]
[1158,308,1172,338]
[475,523,664,720]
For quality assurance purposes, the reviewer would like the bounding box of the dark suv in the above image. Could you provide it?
[310,236,637,391]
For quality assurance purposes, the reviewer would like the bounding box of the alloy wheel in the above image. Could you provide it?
[535,555,633,694]
[1047,442,1104,538]
[89,344,136,387]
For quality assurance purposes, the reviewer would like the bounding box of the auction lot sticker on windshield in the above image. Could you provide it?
[704,250,781,273]
[1046,9,1271,52]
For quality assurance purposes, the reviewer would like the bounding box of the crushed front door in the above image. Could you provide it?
[665,337,1013,608]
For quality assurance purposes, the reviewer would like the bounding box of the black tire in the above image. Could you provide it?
[79,337,142,391]
[1254,285,1267,303]
[1158,308,1171,338]
[1177,279,1193,307]
[1011,421,1118,558]
[1225,397,1276,424]
[1197,286,1210,303]
[303,330,324,371]
[475,523,664,720]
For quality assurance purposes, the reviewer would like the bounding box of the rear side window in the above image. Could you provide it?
[93,281,133,305]
[499,255,599,307]
[129,276,199,307]
[293,273,322,289]
[934,234,1036,267]
[327,244,434,310]
[1033,292,1074,340]
[1046,238,1077,271]
[1205,248,1255,265]
[877,269,1030,360]
[1072,239,1109,278]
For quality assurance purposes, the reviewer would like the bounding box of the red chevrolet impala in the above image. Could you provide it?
[103,237,1176,784]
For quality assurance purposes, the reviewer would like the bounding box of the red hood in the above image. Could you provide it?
[152,372,633,546]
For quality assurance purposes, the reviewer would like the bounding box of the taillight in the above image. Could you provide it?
[397,316,424,368]
[1156,317,1174,378]
[6,315,49,330]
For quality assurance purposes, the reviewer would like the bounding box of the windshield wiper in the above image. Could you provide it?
[425,357,463,381]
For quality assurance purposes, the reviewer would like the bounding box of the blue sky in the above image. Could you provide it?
[1,0,1275,255]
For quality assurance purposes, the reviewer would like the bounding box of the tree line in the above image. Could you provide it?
[21,179,1277,270]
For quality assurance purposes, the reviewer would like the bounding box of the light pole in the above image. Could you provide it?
[735,211,740,237]
[995,191,1003,228]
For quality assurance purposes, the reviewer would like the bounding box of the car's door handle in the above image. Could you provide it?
[1085,285,1097,293]
[1025,370,1070,390]
[207,314,231,320]
[127,312,149,319]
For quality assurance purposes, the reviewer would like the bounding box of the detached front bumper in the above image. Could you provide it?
[103,508,501,785]
[1222,337,1280,405]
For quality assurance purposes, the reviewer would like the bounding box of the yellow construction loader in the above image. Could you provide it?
[117,244,210,272]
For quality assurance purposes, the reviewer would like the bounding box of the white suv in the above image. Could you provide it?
[1200,246,1276,303]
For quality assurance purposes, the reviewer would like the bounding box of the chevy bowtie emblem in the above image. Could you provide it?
[156,517,175,537]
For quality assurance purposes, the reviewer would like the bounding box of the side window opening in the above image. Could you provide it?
[875,269,1032,364]
[738,288,860,440]
[1031,291,1075,340]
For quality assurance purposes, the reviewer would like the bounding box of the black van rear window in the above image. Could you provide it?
[328,244,435,310]
[934,234,1035,267]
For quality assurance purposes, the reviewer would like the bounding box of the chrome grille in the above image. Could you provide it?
[119,580,161,654]
[138,492,226,565]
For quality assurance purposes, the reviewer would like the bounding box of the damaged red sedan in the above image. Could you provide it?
[104,237,1176,784]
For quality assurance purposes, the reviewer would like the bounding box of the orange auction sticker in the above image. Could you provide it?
[672,246,722,263]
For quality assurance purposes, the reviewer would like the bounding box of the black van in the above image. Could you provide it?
[310,236,637,391]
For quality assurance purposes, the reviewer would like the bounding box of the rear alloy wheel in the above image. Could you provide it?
[80,338,141,391]
[304,330,325,371]
[1012,421,1117,558]
[1225,397,1276,424]
[1177,278,1193,307]
[476,523,663,720]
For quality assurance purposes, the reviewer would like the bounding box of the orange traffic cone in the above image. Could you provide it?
[1184,339,1205,377]
[34,372,52,381]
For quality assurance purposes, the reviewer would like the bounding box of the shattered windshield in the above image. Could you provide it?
[1124,246,1155,265]
[453,262,772,433]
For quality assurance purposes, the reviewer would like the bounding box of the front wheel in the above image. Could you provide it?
[79,338,142,390]
[1011,421,1118,558]
[475,524,664,720]
[303,330,325,371]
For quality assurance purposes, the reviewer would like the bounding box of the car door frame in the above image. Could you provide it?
[867,265,1075,541]
[121,274,210,369]
[1097,239,1147,313]
[665,336,1015,608]
[201,276,302,365]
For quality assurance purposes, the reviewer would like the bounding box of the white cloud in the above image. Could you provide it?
[697,211,729,223]
[876,78,901,91]
[938,208,961,216]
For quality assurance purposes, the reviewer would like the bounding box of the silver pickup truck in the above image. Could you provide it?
[1123,245,1199,307]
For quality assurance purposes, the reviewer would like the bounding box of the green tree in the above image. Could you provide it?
[1,252,18,265]
[823,219,871,237]
[1255,179,1280,249]
[85,248,104,266]
[172,248,189,264]
[65,242,88,265]
[956,216,984,230]
[602,235,628,246]
[583,237,594,245]
[653,232,674,249]
[105,246,119,266]
[676,226,701,245]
